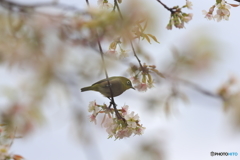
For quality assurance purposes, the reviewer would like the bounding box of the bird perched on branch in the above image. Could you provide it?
[81,76,134,98]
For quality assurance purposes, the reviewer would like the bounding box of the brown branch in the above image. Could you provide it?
[114,0,144,70]
[181,79,222,99]
[156,0,175,14]
[130,41,144,69]
[164,74,223,100]
[0,0,81,12]
[114,0,123,19]
[85,0,89,6]
[86,0,123,120]
[100,1,222,104]
[97,34,122,120]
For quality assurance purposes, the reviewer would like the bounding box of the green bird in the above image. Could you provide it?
[81,76,135,98]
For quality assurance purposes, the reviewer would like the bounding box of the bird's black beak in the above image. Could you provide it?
[131,86,135,90]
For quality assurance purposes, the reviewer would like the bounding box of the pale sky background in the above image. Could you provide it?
[1,0,240,160]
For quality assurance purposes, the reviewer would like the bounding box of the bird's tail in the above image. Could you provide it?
[81,86,92,92]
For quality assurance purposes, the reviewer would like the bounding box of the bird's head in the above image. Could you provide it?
[121,77,135,90]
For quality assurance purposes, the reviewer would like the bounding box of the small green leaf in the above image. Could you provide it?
[216,0,222,4]
[109,42,117,50]
[142,21,148,32]
[147,34,160,43]
[145,35,151,44]
[137,19,145,24]
[141,34,151,43]
[137,23,144,32]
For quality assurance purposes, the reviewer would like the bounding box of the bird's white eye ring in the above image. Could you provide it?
[127,81,131,84]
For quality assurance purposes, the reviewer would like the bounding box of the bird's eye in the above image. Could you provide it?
[127,81,131,84]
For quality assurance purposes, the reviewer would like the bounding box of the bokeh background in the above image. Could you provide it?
[0,0,240,160]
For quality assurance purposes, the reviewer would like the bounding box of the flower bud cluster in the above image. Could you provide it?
[218,76,240,100]
[88,101,145,139]
[202,0,238,22]
[217,76,240,111]
[166,0,193,30]
[217,76,240,127]
[129,63,160,92]
[106,38,129,59]
[0,125,24,160]
[97,0,113,9]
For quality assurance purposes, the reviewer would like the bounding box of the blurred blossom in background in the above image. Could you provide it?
[0,0,240,160]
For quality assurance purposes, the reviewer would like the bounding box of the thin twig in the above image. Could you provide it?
[86,0,123,120]
[114,0,123,19]
[130,41,144,69]
[156,0,175,14]
[114,0,144,70]
[0,0,81,13]
[164,73,223,100]
[86,0,89,6]
[113,0,222,103]
[180,79,223,99]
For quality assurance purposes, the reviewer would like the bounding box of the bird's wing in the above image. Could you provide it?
[98,78,123,97]
[91,77,118,86]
